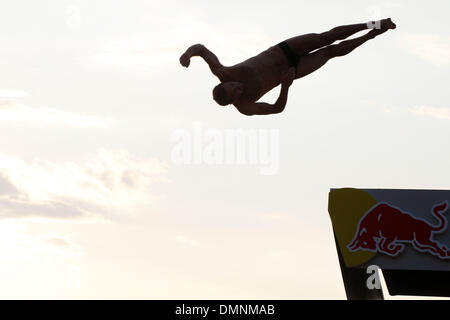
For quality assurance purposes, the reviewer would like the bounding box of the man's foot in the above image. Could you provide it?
[367,18,396,30]
[380,18,396,30]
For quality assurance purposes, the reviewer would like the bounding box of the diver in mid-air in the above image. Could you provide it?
[180,18,396,116]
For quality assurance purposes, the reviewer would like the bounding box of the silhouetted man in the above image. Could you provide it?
[180,18,396,116]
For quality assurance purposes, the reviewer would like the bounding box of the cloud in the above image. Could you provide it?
[404,34,450,66]
[45,237,76,248]
[0,172,19,196]
[0,89,114,128]
[0,199,85,219]
[0,89,28,109]
[174,235,199,247]
[409,105,450,120]
[0,103,115,128]
[366,100,450,120]
[0,148,169,220]
[0,221,82,262]
[0,89,28,98]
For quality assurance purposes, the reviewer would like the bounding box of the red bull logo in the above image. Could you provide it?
[347,201,450,259]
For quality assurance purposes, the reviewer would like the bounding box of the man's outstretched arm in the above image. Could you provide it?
[238,86,289,115]
[180,44,226,78]
[236,68,295,116]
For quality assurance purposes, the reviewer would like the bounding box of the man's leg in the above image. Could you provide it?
[286,18,395,55]
[327,28,388,57]
[295,28,388,79]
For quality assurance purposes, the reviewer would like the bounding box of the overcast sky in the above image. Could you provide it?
[0,0,449,299]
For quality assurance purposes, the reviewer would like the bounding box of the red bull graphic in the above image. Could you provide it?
[347,201,450,259]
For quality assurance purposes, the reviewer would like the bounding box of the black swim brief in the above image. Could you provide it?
[278,41,300,76]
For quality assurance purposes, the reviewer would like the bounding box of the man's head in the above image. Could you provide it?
[212,82,244,106]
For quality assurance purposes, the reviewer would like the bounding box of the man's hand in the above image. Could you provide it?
[179,44,206,68]
[179,53,190,68]
[281,67,295,87]
[179,44,225,79]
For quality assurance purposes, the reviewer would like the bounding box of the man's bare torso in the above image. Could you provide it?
[218,45,291,106]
